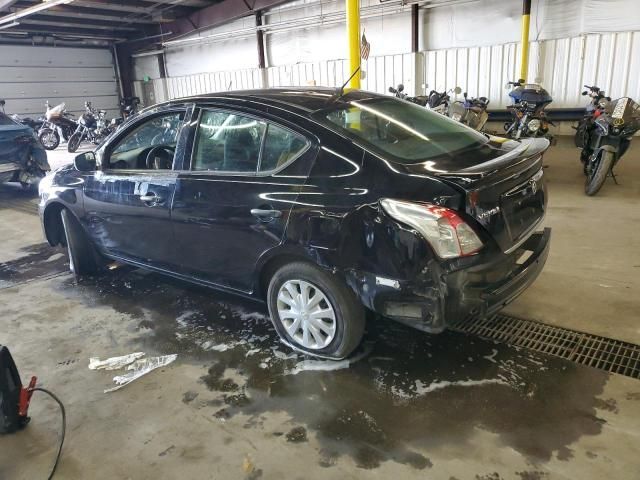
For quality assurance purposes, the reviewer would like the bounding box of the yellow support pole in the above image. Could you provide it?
[519,0,531,81]
[346,0,361,89]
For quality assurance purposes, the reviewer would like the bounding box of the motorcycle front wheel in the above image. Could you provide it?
[67,133,82,153]
[38,128,59,150]
[585,150,614,196]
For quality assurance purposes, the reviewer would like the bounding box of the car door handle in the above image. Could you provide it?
[251,208,282,219]
[139,193,164,205]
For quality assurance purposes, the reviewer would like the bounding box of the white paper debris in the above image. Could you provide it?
[104,354,177,393]
[285,344,371,375]
[89,352,145,371]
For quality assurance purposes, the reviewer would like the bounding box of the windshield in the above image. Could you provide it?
[0,112,17,126]
[317,97,488,164]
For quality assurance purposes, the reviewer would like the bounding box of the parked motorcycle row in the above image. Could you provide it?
[0,96,140,190]
[8,97,140,153]
[388,79,639,196]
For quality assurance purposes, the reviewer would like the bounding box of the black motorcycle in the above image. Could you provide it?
[505,79,553,140]
[574,84,610,154]
[67,102,105,153]
[107,96,142,132]
[388,84,428,106]
[38,102,77,150]
[426,87,461,115]
[578,95,640,195]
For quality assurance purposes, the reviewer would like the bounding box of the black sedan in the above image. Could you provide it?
[39,88,550,359]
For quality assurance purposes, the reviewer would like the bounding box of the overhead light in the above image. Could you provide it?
[0,21,19,31]
[0,0,75,26]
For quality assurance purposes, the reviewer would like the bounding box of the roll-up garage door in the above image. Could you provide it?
[0,45,120,120]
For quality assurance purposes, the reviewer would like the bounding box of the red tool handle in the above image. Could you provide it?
[18,376,37,417]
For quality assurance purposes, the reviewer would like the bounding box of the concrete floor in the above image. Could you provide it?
[0,140,639,479]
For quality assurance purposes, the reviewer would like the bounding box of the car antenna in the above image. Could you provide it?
[326,66,361,105]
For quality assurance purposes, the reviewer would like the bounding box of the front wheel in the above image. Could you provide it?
[67,133,82,153]
[38,129,59,150]
[267,262,365,359]
[585,150,615,196]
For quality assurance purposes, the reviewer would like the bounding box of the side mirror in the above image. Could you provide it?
[397,83,405,92]
[74,151,96,172]
[453,86,462,95]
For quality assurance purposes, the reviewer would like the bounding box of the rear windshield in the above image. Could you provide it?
[0,113,16,126]
[317,97,488,164]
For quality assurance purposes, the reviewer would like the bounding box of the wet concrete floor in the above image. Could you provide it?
[1,241,639,479]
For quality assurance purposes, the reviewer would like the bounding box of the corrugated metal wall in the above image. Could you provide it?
[0,45,120,119]
[158,31,640,111]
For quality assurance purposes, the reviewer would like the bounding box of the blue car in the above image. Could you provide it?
[0,105,50,190]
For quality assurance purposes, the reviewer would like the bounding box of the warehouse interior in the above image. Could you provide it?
[1,1,639,479]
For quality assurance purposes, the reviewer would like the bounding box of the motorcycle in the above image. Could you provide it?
[38,102,77,150]
[504,79,553,140]
[574,84,610,152]
[107,96,142,132]
[426,87,461,115]
[388,84,428,106]
[577,93,640,196]
[448,92,490,131]
[67,102,107,153]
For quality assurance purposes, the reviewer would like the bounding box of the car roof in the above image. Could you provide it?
[145,88,385,117]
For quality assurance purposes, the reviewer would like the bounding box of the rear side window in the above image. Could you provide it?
[259,124,308,172]
[193,110,266,173]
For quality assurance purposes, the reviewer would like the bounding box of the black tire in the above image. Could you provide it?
[585,150,614,196]
[38,129,59,150]
[67,133,82,153]
[267,262,365,359]
[60,209,102,277]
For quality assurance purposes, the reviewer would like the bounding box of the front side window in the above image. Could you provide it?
[193,110,266,173]
[317,98,489,167]
[108,111,185,170]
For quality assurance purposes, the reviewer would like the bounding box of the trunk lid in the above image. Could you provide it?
[396,137,549,253]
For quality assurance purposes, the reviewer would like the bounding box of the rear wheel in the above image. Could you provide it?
[38,129,59,150]
[60,209,102,277]
[585,150,614,196]
[67,133,82,153]
[267,262,365,359]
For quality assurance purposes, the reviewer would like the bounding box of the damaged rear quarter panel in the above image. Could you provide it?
[282,146,465,330]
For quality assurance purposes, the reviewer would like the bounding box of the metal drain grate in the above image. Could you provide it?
[451,314,640,379]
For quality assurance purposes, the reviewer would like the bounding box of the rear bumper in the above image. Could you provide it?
[351,228,551,333]
[448,227,551,321]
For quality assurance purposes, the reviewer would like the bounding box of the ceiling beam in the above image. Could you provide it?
[162,0,289,42]
[30,5,163,24]
[72,0,197,15]
[20,17,140,31]
[6,24,128,40]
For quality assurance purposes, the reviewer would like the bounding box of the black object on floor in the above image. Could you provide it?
[0,345,66,479]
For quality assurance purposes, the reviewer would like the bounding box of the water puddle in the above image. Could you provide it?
[0,243,68,288]
[61,267,610,470]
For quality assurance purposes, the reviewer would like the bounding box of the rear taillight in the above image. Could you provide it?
[380,199,483,259]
